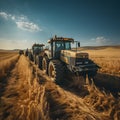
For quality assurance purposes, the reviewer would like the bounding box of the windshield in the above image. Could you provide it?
[55,41,71,51]
[65,42,71,50]
[55,41,64,51]
[33,46,43,51]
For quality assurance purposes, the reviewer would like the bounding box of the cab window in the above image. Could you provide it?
[55,41,64,51]
[65,42,71,50]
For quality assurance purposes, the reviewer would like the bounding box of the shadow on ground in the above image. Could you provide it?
[58,72,120,98]
[94,73,120,93]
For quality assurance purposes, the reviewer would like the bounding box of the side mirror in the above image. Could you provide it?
[78,42,80,47]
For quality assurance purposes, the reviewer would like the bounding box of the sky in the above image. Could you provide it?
[0,0,120,49]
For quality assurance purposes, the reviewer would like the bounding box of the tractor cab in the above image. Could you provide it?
[32,43,44,55]
[48,35,74,58]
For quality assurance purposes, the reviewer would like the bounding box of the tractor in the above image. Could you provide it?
[19,50,24,55]
[28,43,44,69]
[39,35,100,83]
[24,48,29,57]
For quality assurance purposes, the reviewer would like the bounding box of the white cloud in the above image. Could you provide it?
[95,36,107,44]
[0,11,9,19]
[11,16,16,20]
[16,21,40,32]
[0,11,41,32]
[91,36,110,45]
[18,15,27,21]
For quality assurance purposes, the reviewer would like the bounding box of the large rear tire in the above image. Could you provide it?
[48,60,64,83]
[28,53,33,61]
[36,56,43,69]
[34,55,37,64]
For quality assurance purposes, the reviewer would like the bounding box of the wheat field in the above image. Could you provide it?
[80,46,120,76]
[0,47,120,120]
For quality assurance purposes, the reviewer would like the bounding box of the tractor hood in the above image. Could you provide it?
[60,50,89,64]
[60,50,99,73]
[61,50,89,59]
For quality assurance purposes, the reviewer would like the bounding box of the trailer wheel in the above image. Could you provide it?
[48,60,64,83]
[42,56,49,74]
[36,56,43,69]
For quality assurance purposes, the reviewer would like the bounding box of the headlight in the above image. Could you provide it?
[85,61,89,64]
[76,55,83,58]
[76,62,83,65]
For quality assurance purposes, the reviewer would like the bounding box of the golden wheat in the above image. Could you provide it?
[0,48,120,120]
[0,55,50,120]
[84,79,120,120]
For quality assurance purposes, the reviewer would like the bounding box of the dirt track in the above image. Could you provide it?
[0,55,120,120]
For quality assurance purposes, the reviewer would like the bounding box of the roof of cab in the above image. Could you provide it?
[48,35,74,43]
[32,43,45,47]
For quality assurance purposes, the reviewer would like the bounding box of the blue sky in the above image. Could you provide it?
[0,0,120,49]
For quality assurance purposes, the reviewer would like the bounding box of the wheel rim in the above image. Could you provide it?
[49,64,55,81]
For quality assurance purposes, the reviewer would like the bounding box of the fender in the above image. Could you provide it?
[43,50,52,59]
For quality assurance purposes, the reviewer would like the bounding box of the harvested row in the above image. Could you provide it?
[0,54,19,78]
[0,51,17,55]
[0,55,50,120]
[0,51,18,60]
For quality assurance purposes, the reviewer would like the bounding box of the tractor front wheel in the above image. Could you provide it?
[42,57,49,74]
[48,60,64,83]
